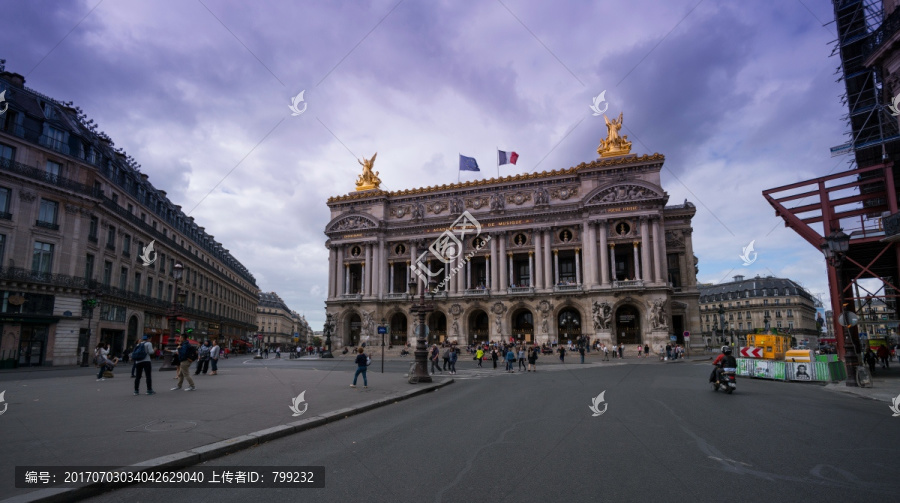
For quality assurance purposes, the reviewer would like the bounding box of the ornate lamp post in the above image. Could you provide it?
[561,312,578,345]
[80,289,101,367]
[321,313,335,358]
[408,277,438,383]
[821,229,861,387]
[160,262,184,371]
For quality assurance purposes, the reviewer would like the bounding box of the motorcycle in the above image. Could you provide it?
[712,367,737,394]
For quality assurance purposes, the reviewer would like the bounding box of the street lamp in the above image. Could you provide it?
[321,313,335,358]
[408,277,438,383]
[380,317,386,374]
[161,262,184,371]
[560,312,579,345]
[80,289,101,367]
[821,228,861,386]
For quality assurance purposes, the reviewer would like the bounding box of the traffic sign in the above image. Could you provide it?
[683,331,690,340]
[740,347,763,358]
[377,326,387,335]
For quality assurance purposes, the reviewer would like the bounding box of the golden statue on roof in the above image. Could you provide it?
[598,112,632,157]
[355,152,382,191]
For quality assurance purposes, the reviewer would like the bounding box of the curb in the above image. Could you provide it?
[822,382,896,403]
[1,379,454,503]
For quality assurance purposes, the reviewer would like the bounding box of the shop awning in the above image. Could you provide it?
[233,340,251,346]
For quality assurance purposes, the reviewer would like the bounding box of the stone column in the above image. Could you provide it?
[457,238,465,293]
[344,263,350,294]
[633,241,641,281]
[658,217,667,284]
[543,229,552,288]
[553,250,560,285]
[466,258,471,290]
[389,261,394,294]
[328,247,335,298]
[534,231,543,290]
[598,221,609,286]
[583,222,594,287]
[652,218,664,283]
[575,248,581,285]
[640,217,651,285]
[375,238,383,298]
[528,251,534,288]
[444,259,449,292]
[336,246,344,296]
[498,234,508,290]
[405,260,410,292]
[486,256,491,289]
[364,243,371,296]
[609,243,616,282]
[684,228,696,286]
[508,252,514,287]
[410,241,419,292]
[490,233,499,294]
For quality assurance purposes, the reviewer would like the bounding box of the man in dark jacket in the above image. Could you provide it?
[171,336,196,391]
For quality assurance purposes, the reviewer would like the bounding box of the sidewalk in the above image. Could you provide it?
[0,362,449,502]
[822,364,900,403]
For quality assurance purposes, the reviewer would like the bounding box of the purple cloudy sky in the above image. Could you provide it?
[2,0,847,328]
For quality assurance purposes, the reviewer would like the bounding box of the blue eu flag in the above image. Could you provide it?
[459,154,480,172]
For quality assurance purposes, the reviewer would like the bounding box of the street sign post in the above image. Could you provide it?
[377,326,387,335]
[740,347,763,358]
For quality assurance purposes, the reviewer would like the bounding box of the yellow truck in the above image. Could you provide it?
[745,333,790,360]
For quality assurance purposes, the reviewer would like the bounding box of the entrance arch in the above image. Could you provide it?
[427,312,447,344]
[346,313,361,347]
[511,308,534,343]
[614,305,641,345]
[390,313,408,346]
[557,307,582,345]
[468,309,489,345]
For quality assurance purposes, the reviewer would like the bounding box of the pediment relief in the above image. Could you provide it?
[587,184,663,205]
[327,214,378,232]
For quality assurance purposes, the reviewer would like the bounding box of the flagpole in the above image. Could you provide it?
[458,153,461,183]
[497,147,500,178]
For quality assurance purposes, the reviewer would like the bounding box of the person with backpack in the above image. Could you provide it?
[351,347,369,388]
[171,336,197,391]
[209,340,220,375]
[448,346,458,374]
[195,340,212,375]
[132,335,155,395]
[578,344,586,364]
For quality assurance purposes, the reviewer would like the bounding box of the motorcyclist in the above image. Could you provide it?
[710,346,737,383]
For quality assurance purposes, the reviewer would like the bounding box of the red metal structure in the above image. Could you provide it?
[763,163,900,376]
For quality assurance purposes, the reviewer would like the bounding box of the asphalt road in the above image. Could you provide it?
[85,361,900,503]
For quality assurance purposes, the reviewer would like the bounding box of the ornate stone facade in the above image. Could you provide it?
[324,151,700,350]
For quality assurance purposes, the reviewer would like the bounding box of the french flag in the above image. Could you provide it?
[498,150,518,166]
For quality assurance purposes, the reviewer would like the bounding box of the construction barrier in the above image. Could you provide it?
[735,358,846,382]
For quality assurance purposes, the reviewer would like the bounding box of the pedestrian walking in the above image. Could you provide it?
[602,344,609,361]
[527,346,538,371]
[558,346,566,363]
[864,348,877,374]
[449,347,458,374]
[195,340,212,375]
[132,335,155,395]
[475,347,484,367]
[351,347,370,388]
[643,344,649,358]
[579,345,586,364]
[505,347,516,372]
[430,345,442,374]
[877,345,890,369]
[491,348,499,369]
[209,340,220,375]
[665,343,672,360]
[618,343,624,359]
[129,337,141,377]
[264,347,269,359]
[518,346,527,370]
[171,336,197,391]
[442,346,451,371]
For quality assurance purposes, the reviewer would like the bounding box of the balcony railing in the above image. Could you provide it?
[553,284,581,292]
[507,286,534,294]
[35,220,59,231]
[384,292,407,299]
[0,156,101,198]
[613,280,644,289]
[341,293,362,300]
[464,289,489,296]
[0,211,11,220]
